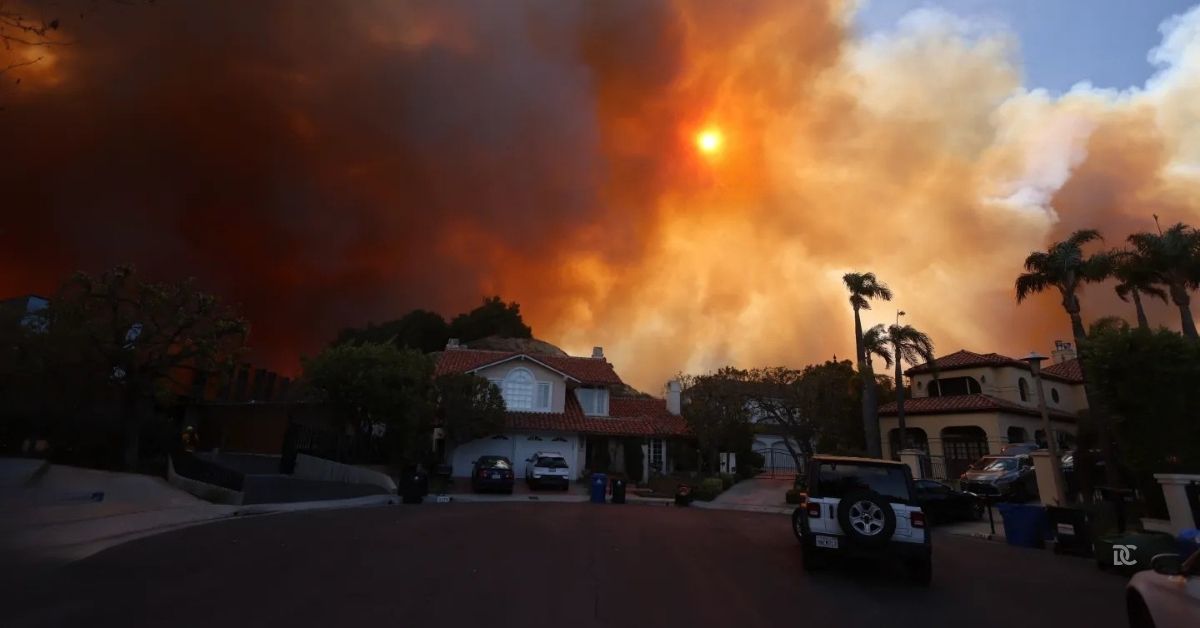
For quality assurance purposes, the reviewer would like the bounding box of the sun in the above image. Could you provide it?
[695,128,723,155]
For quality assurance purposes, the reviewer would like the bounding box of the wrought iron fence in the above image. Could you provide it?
[753,447,800,478]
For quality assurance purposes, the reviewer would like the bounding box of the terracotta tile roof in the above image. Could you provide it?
[1042,358,1084,383]
[506,395,690,437]
[905,349,1084,384]
[434,349,623,386]
[878,393,1076,422]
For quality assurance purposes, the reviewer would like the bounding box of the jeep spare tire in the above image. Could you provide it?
[836,491,896,547]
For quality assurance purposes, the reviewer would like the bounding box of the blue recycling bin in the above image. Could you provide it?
[590,473,608,504]
[997,503,1050,548]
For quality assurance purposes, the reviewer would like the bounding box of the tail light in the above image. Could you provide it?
[911,511,927,528]
[806,502,821,518]
[478,469,489,478]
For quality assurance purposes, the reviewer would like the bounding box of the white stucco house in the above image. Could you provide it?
[878,342,1084,479]
[434,342,691,480]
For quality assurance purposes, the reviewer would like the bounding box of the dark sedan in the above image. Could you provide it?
[471,456,515,494]
[914,479,983,525]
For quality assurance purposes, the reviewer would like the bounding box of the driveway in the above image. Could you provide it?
[5,502,1127,628]
[699,477,792,512]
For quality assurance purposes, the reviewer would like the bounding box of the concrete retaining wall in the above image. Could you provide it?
[293,454,396,492]
[167,456,244,505]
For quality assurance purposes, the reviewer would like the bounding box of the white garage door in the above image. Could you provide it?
[450,435,516,477]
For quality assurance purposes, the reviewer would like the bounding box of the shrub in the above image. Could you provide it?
[785,489,805,504]
[719,473,736,490]
[693,477,725,501]
[737,450,764,479]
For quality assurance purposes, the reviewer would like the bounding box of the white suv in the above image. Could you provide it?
[524,452,570,490]
[791,455,932,585]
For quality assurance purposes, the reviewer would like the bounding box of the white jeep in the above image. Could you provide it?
[791,455,932,585]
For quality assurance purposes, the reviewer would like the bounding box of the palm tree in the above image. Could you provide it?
[1112,249,1167,330]
[843,272,893,458]
[863,323,936,453]
[1015,228,1117,485]
[1128,223,1200,338]
[1015,229,1115,346]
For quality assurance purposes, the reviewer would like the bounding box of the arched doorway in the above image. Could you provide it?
[887,427,928,460]
[941,426,989,479]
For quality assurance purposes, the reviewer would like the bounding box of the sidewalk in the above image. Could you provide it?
[692,477,794,515]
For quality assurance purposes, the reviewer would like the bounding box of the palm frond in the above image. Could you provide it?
[1065,229,1103,248]
[1015,272,1049,303]
[862,324,893,368]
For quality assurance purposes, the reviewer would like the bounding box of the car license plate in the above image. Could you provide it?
[1056,523,1075,535]
[490,472,500,479]
[815,535,838,549]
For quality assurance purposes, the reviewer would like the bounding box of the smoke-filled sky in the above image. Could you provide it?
[3,0,1200,393]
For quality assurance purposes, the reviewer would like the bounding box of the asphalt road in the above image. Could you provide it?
[6,502,1127,628]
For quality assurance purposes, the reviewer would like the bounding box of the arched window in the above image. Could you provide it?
[1018,378,1029,402]
[1051,388,1060,404]
[501,368,535,410]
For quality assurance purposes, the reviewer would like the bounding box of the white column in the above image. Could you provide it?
[1155,473,1200,533]
[898,449,924,480]
[1030,450,1066,507]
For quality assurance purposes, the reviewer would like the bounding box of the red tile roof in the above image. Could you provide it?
[879,394,1076,422]
[1042,358,1083,383]
[905,349,1084,384]
[506,394,690,437]
[434,349,623,386]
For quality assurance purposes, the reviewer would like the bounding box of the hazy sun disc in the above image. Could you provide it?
[696,128,723,154]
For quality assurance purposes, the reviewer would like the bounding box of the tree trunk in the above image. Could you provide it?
[1172,284,1198,338]
[1068,308,1119,489]
[1132,290,1150,331]
[854,306,882,458]
[894,356,908,455]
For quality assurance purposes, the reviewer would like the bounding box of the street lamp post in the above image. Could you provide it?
[1023,351,1067,505]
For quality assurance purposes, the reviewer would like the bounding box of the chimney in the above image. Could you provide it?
[666,379,682,415]
[446,338,461,350]
[591,346,604,359]
[1051,340,1076,364]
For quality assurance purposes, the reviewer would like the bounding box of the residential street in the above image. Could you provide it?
[6,502,1127,628]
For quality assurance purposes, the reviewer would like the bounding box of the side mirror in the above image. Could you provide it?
[1151,553,1184,576]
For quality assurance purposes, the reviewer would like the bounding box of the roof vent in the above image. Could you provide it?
[592,346,604,359]
[446,338,461,350]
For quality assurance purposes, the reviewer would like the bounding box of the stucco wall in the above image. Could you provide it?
[880,411,1078,458]
[910,365,1085,413]
[293,453,397,492]
[474,358,569,413]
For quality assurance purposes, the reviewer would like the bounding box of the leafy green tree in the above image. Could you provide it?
[432,373,506,451]
[449,296,532,342]
[680,367,754,473]
[1084,324,1200,505]
[863,323,936,452]
[42,266,247,470]
[842,272,893,458]
[744,360,864,463]
[1128,223,1200,338]
[302,343,435,467]
[335,309,450,353]
[1112,249,1168,331]
[1015,229,1119,483]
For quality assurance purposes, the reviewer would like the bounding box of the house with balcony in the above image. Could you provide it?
[434,341,690,480]
[878,341,1084,479]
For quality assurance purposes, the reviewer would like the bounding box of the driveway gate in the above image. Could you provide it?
[753,447,800,478]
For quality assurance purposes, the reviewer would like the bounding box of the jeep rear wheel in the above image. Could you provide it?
[791,509,806,542]
[836,491,897,548]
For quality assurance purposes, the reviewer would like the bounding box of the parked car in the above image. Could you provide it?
[524,452,571,490]
[914,479,983,524]
[999,442,1040,456]
[960,455,1038,501]
[471,456,515,494]
[790,455,931,585]
[1126,549,1200,628]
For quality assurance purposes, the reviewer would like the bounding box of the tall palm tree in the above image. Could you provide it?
[843,272,893,458]
[1128,223,1200,338]
[863,323,936,453]
[1112,249,1167,330]
[1015,228,1117,485]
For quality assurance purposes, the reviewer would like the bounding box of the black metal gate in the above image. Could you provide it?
[753,447,800,478]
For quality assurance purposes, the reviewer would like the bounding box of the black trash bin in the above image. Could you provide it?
[611,478,626,504]
[1048,505,1093,557]
[400,469,428,504]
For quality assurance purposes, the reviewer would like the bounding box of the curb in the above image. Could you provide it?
[234,494,400,516]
